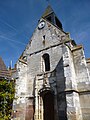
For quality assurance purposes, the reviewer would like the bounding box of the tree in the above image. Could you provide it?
[0,78,15,120]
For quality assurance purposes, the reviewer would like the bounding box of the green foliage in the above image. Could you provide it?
[0,79,15,120]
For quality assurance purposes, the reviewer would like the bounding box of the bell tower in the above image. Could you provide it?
[42,5,63,30]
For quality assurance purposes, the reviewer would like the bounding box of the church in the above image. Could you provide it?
[12,5,90,120]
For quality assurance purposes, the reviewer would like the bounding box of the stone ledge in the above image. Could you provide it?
[71,45,83,51]
[58,89,90,94]
[19,59,27,65]
[86,58,90,63]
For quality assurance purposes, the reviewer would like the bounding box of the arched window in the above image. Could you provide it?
[42,53,50,71]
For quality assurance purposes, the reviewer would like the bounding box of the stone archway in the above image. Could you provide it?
[42,91,54,120]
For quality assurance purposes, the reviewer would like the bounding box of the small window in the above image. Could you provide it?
[42,53,50,71]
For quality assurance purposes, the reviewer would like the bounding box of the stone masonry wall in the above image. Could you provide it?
[72,46,90,120]
[12,61,28,120]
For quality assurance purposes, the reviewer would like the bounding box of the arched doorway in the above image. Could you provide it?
[42,91,54,120]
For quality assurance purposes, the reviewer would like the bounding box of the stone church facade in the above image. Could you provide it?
[12,6,90,120]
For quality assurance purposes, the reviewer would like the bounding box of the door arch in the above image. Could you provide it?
[42,91,54,120]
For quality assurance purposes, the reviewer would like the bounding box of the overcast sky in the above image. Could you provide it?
[0,0,90,67]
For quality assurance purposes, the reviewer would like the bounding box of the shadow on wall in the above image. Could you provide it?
[50,57,67,120]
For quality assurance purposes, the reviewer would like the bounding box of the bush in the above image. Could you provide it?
[0,79,15,120]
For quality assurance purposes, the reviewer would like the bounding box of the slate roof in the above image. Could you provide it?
[0,57,7,70]
[0,57,11,79]
[42,5,54,18]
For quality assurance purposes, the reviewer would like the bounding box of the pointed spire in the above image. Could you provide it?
[42,5,54,18]
[0,57,11,79]
[0,57,7,71]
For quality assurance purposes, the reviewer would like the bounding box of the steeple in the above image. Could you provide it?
[42,5,63,30]
[0,57,7,71]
